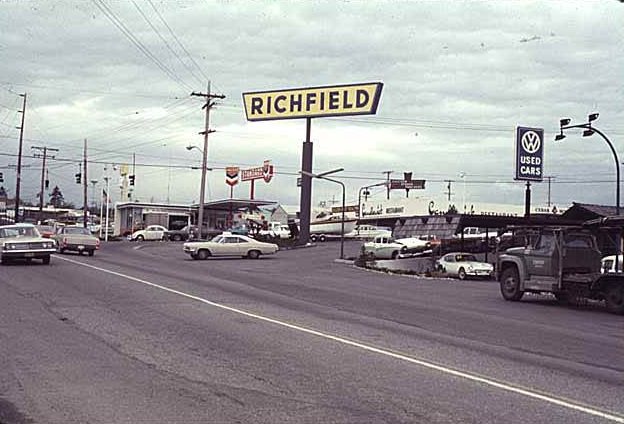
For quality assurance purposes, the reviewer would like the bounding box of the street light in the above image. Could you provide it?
[557,113,620,271]
[556,112,619,216]
[299,168,346,259]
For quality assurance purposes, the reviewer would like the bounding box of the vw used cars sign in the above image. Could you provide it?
[242,82,383,121]
[515,126,544,181]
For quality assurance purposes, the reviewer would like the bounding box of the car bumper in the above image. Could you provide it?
[466,269,493,277]
[2,248,56,259]
[61,244,97,252]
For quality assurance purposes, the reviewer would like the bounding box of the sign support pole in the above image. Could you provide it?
[299,118,313,245]
[250,179,255,200]
[524,181,531,220]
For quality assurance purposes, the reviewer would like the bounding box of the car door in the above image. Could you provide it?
[444,254,458,274]
[219,236,240,256]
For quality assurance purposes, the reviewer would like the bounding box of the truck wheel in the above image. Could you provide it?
[500,267,524,301]
[319,235,326,242]
[605,283,624,314]
[173,234,182,242]
[458,267,467,280]
[310,234,317,242]
[197,249,210,260]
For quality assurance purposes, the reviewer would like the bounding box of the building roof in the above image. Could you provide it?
[562,202,618,221]
[196,198,277,211]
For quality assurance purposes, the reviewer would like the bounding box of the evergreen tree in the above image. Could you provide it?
[49,185,64,208]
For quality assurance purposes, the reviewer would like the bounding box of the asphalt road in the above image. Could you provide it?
[0,240,622,424]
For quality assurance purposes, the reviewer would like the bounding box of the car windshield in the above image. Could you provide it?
[211,235,223,242]
[0,226,40,238]
[456,254,477,262]
[64,227,91,235]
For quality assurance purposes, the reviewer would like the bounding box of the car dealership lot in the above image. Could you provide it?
[0,240,622,424]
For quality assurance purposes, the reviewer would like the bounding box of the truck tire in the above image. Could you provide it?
[319,234,326,242]
[173,234,182,242]
[310,234,317,242]
[500,267,524,301]
[605,283,624,314]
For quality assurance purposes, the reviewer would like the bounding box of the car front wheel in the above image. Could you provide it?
[605,283,624,314]
[196,249,210,260]
[458,267,467,280]
[42,255,51,265]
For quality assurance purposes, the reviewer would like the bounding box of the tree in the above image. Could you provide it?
[49,185,64,208]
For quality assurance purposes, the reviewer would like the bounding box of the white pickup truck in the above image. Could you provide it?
[259,222,291,239]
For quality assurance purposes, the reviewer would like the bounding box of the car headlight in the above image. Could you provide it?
[467,265,474,271]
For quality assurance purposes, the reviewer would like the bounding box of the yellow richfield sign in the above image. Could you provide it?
[242,82,383,121]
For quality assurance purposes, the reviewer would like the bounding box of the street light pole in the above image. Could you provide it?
[556,113,619,216]
[300,168,346,259]
[556,113,620,271]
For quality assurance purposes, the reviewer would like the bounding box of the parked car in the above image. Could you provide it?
[258,221,291,239]
[362,235,407,259]
[166,225,196,242]
[394,236,431,254]
[129,225,168,241]
[35,225,55,238]
[0,223,56,265]
[53,225,100,256]
[346,225,392,240]
[601,255,624,274]
[436,252,494,280]
[183,232,279,260]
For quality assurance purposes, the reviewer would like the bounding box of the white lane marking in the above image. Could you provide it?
[57,256,624,423]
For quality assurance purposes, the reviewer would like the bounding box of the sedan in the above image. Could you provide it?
[435,252,494,280]
[0,223,57,265]
[183,233,278,260]
[129,225,168,241]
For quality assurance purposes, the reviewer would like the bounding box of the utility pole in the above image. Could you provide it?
[191,81,225,236]
[383,170,393,200]
[14,93,26,223]
[31,146,58,223]
[545,175,556,208]
[444,179,454,202]
[83,139,88,227]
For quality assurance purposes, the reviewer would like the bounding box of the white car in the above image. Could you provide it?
[129,225,168,241]
[346,225,392,240]
[394,236,431,254]
[0,223,57,265]
[362,235,407,260]
[435,252,494,280]
[183,233,279,260]
[601,255,624,274]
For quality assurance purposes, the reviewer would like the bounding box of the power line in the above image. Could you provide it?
[147,0,210,83]
[92,0,193,92]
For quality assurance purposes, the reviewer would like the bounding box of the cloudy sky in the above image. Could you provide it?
[1,0,623,212]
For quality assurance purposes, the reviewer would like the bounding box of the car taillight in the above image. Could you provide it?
[96,239,100,249]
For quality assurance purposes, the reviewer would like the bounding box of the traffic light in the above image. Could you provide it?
[75,172,81,184]
[45,179,49,189]
[0,172,3,183]
[129,175,135,186]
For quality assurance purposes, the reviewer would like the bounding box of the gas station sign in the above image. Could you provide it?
[243,82,383,121]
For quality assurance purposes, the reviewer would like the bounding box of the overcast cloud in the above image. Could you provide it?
[1,0,623,211]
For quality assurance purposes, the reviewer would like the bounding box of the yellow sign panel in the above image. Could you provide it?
[242,82,383,121]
